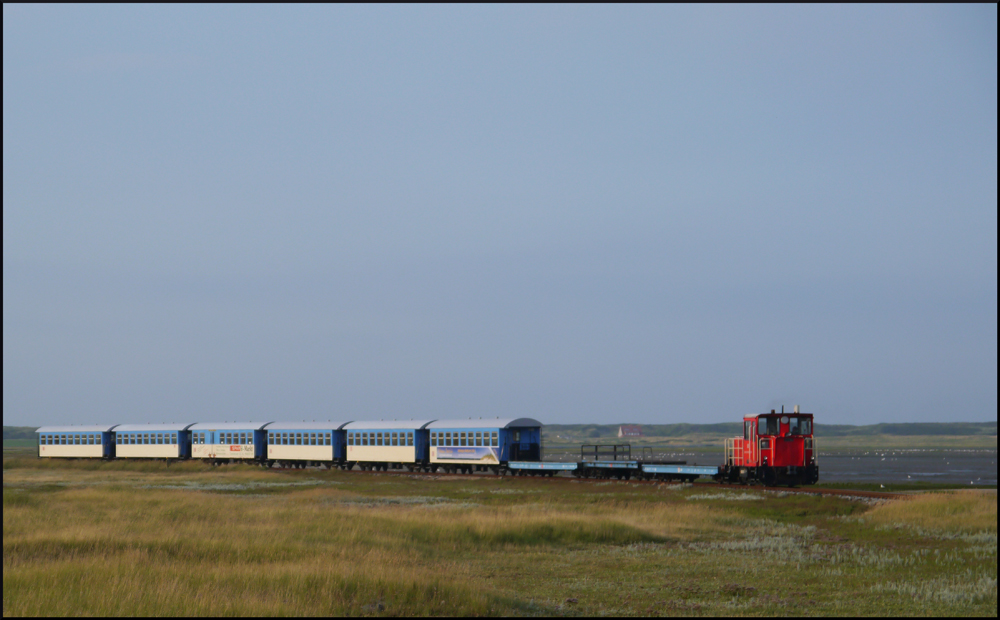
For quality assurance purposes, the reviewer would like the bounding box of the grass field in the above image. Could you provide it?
[3,452,996,616]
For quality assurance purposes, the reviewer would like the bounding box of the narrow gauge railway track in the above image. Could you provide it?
[266,463,907,501]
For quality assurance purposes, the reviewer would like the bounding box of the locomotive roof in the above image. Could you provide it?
[343,420,435,430]
[188,421,273,431]
[114,423,196,432]
[36,424,119,433]
[264,421,351,430]
[427,418,543,429]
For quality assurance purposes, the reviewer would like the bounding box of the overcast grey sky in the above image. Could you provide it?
[3,5,996,427]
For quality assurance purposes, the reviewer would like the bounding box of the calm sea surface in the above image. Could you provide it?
[816,448,996,485]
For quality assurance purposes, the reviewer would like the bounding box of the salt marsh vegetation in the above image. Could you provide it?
[3,455,996,616]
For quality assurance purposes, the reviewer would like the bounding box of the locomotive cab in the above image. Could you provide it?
[723,408,819,486]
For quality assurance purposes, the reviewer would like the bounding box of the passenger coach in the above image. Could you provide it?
[114,423,194,460]
[427,418,543,474]
[264,421,350,469]
[37,425,118,459]
[344,420,432,471]
[189,422,271,465]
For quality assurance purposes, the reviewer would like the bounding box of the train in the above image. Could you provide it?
[34,410,819,487]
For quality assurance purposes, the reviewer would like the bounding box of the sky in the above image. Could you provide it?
[3,5,996,427]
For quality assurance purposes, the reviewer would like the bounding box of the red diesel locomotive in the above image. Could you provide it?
[722,408,819,486]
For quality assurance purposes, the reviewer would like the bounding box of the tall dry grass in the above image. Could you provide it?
[866,491,997,533]
[3,483,730,615]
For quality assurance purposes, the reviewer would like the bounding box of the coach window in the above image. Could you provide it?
[388,432,395,446]
[475,432,482,447]
[364,432,370,446]
[325,433,331,445]
[407,432,413,446]
[310,433,316,446]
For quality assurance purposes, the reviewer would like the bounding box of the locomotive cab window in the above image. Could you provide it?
[758,417,778,436]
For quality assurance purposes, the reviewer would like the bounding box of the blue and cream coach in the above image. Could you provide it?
[428,418,543,473]
[37,425,118,459]
[188,422,271,464]
[114,423,195,459]
[343,420,432,471]
[264,421,350,468]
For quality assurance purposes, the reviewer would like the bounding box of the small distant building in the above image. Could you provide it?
[618,425,643,438]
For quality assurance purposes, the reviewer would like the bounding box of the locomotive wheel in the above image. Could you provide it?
[761,468,777,487]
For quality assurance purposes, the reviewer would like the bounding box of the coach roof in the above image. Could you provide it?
[188,422,273,431]
[114,423,196,432]
[264,421,351,430]
[427,418,543,429]
[343,420,435,430]
[36,424,119,433]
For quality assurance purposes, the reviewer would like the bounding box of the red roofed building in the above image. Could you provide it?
[617,425,643,438]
